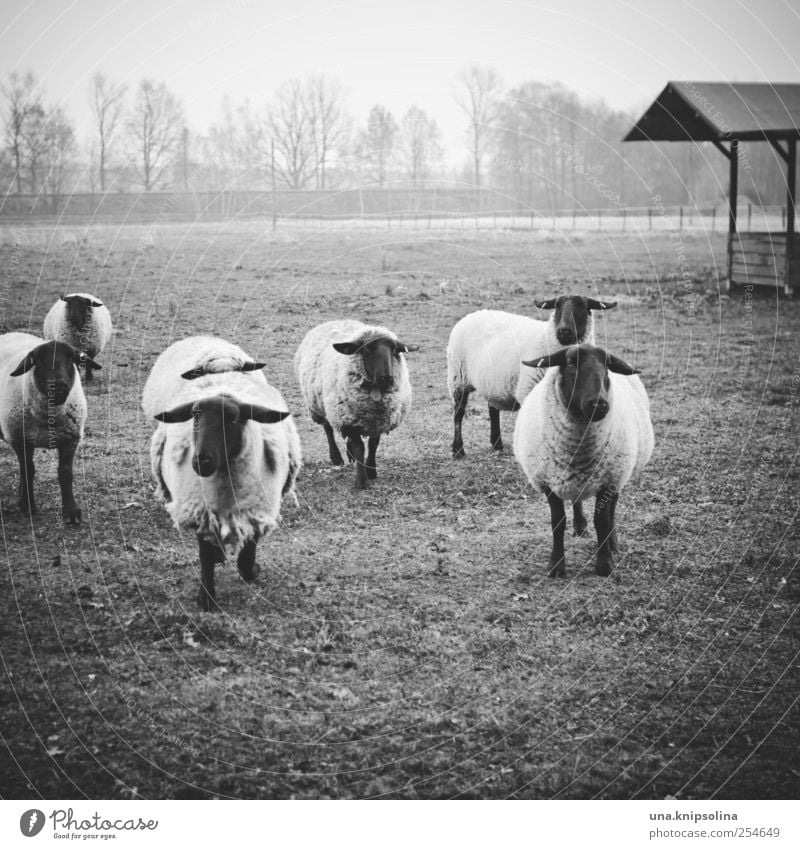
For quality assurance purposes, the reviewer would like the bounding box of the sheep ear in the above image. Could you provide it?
[238,403,290,424]
[332,342,360,355]
[154,402,198,423]
[533,298,558,310]
[181,367,206,380]
[395,342,418,353]
[606,354,639,375]
[239,361,266,372]
[88,297,103,307]
[10,353,36,376]
[74,350,101,370]
[522,348,569,369]
[586,298,617,311]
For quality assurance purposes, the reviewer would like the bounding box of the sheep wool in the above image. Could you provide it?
[0,332,86,448]
[144,336,301,557]
[447,308,596,412]
[294,320,412,436]
[43,292,112,358]
[513,367,653,503]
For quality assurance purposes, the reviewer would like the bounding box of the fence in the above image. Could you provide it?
[0,189,794,235]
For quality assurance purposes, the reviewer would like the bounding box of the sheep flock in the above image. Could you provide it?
[2,288,653,610]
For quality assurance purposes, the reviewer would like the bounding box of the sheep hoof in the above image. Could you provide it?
[197,587,220,612]
[18,499,37,516]
[366,466,377,480]
[62,503,82,525]
[237,561,260,583]
[573,521,588,537]
[491,441,504,452]
[452,447,466,459]
[548,558,566,578]
[595,558,613,577]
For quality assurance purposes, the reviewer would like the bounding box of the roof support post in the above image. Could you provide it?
[785,139,796,295]
[728,139,739,287]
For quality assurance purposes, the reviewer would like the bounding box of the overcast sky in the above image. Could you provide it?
[2,0,799,156]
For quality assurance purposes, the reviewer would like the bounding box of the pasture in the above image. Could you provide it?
[0,222,797,799]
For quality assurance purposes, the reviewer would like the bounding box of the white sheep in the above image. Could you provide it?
[513,343,653,578]
[0,332,100,523]
[142,336,302,611]
[43,293,112,381]
[446,295,617,457]
[294,320,415,490]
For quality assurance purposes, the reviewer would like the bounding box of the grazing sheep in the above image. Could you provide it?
[143,336,302,611]
[0,332,100,524]
[446,296,617,457]
[294,320,415,490]
[513,343,653,578]
[43,293,112,381]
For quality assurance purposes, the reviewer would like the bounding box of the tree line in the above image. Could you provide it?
[0,66,790,210]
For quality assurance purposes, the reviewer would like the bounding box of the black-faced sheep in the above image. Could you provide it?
[294,320,415,490]
[43,293,112,381]
[513,344,653,578]
[142,336,302,611]
[446,296,617,457]
[0,332,99,523]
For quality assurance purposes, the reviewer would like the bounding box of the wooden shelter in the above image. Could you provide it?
[625,81,800,294]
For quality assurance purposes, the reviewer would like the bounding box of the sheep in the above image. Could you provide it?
[294,320,416,490]
[0,332,100,524]
[446,295,617,457]
[513,343,653,578]
[43,293,112,382]
[142,336,302,611]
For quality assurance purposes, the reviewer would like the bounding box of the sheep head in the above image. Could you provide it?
[153,394,290,478]
[523,344,638,423]
[332,333,417,399]
[62,294,103,327]
[534,295,617,345]
[10,341,99,405]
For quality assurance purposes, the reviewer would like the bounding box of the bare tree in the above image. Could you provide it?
[454,64,503,188]
[304,74,350,189]
[127,79,184,190]
[89,72,127,192]
[267,78,316,189]
[41,106,76,204]
[1,70,42,193]
[399,106,442,187]
[199,97,267,190]
[356,104,397,187]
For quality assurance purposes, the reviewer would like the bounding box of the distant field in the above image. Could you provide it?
[0,223,797,799]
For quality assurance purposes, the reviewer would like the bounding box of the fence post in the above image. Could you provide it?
[782,206,786,230]
[598,208,602,229]
[679,206,683,230]
[747,203,751,231]
[648,207,652,230]
[530,211,534,230]
[712,207,716,231]
[572,209,576,230]
[622,208,626,231]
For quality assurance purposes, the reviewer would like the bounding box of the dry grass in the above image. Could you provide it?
[0,223,797,799]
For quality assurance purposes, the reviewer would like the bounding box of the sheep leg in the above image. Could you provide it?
[236,538,260,583]
[13,441,36,516]
[452,386,470,458]
[544,488,567,577]
[197,537,222,612]
[57,440,81,525]
[366,435,380,480]
[573,501,588,536]
[322,420,344,466]
[594,488,618,576]
[489,405,503,451]
[343,427,368,489]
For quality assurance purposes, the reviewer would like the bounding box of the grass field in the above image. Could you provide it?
[0,222,798,799]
